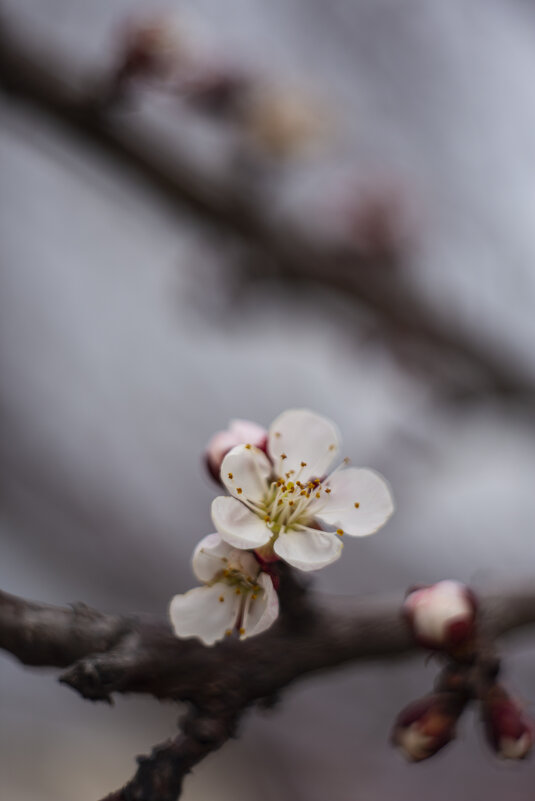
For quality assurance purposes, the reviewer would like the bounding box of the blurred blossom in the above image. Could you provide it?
[242,87,325,158]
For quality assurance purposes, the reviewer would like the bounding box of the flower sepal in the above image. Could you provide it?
[392,691,467,762]
[482,683,533,761]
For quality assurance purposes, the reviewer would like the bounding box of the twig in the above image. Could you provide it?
[100,733,226,801]
[1,18,534,401]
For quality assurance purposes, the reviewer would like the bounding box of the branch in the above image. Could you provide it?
[3,583,535,701]
[1,18,535,402]
[2,579,535,799]
[100,734,225,801]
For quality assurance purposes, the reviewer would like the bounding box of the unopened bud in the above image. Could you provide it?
[482,684,532,760]
[205,419,267,482]
[403,580,477,653]
[392,692,465,762]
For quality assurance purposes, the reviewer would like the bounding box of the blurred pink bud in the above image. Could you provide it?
[116,16,185,84]
[392,692,465,762]
[338,180,414,260]
[482,684,533,760]
[403,580,477,652]
[205,419,268,482]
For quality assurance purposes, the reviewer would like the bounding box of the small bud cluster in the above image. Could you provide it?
[111,14,322,158]
[392,581,533,763]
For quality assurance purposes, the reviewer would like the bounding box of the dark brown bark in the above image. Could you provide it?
[1,578,535,800]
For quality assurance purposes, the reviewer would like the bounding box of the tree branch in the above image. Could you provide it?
[1,18,535,402]
[2,582,535,701]
[2,579,535,799]
[100,734,227,801]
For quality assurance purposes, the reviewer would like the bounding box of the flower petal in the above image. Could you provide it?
[316,467,394,536]
[169,583,241,645]
[211,496,272,549]
[192,533,235,582]
[268,409,340,483]
[229,419,267,447]
[273,528,342,571]
[220,444,272,503]
[240,573,279,639]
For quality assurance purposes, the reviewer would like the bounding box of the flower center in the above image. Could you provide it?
[211,565,261,594]
[260,475,330,535]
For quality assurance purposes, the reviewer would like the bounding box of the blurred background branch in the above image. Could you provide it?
[2,15,535,404]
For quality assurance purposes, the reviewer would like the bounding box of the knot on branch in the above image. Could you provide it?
[60,657,117,703]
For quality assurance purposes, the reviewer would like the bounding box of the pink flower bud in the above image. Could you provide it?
[205,419,268,482]
[403,580,477,652]
[482,684,533,760]
[392,692,465,762]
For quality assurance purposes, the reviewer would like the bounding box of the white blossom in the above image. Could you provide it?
[169,533,279,645]
[211,408,394,572]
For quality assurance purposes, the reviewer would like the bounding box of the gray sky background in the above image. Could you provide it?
[1,1,535,799]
